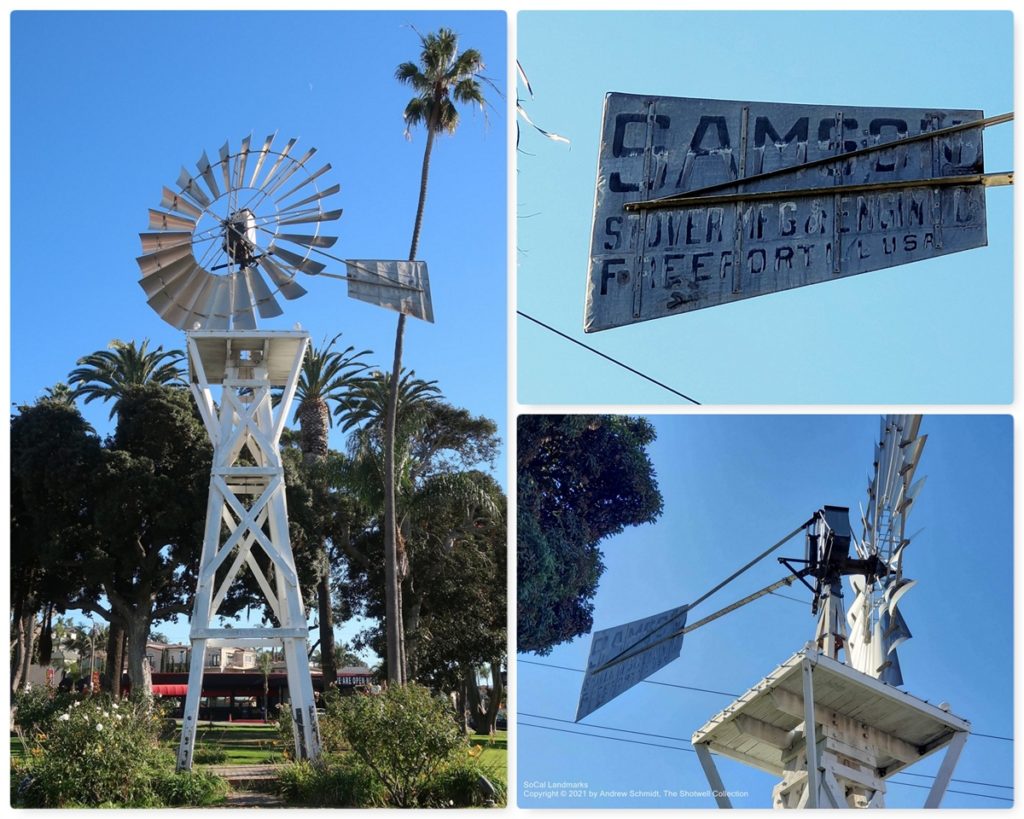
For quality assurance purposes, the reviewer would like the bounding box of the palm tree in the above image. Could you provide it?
[291,335,371,463]
[68,339,185,419]
[383,27,487,684]
[337,369,442,681]
[287,334,370,688]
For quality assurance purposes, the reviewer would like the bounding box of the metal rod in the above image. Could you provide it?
[593,521,811,675]
[593,572,804,675]
[625,111,1014,212]
[688,521,812,610]
[682,573,805,634]
[626,171,1013,212]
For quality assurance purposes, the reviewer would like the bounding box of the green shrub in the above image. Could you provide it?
[193,745,229,765]
[12,687,76,736]
[420,757,508,807]
[152,769,228,806]
[14,696,168,807]
[11,692,224,808]
[317,687,352,754]
[277,758,386,807]
[339,683,467,807]
[276,759,316,802]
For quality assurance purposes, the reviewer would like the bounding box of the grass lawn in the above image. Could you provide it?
[468,730,507,787]
[179,723,285,765]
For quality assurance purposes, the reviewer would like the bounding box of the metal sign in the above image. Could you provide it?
[576,604,688,722]
[584,93,991,332]
[346,260,434,323]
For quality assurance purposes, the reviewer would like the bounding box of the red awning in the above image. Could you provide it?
[152,684,188,696]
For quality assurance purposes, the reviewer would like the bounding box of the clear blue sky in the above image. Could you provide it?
[516,11,1013,404]
[517,414,1013,808]
[9,10,507,650]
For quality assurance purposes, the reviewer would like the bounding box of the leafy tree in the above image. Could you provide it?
[517,415,664,655]
[10,394,102,694]
[382,27,489,684]
[291,334,370,462]
[285,335,370,689]
[70,384,212,697]
[337,384,503,703]
[67,339,185,419]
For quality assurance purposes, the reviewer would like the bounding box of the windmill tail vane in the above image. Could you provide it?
[576,414,926,721]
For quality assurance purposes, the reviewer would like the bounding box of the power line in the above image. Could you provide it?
[970,731,1014,742]
[887,779,1013,803]
[519,722,1011,803]
[520,711,1013,792]
[518,721,693,753]
[517,658,1015,742]
[518,658,738,697]
[520,711,690,743]
[898,771,1013,791]
[516,716,1011,798]
[516,310,700,404]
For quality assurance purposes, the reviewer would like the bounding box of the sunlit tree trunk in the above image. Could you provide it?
[384,125,436,685]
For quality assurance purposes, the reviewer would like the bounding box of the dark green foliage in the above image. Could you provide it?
[340,683,467,807]
[277,758,387,807]
[191,745,229,765]
[67,338,185,419]
[10,397,103,690]
[10,692,223,808]
[419,757,508,807]
[151,769,229,806]
[517,415,664,654]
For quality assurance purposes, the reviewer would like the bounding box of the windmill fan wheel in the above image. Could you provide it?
[137,135,341,330]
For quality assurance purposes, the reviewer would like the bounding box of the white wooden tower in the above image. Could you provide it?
[176,330,320,770]
[691,645,969,809]
[135,135,435,772]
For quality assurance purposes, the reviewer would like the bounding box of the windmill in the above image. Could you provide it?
[138,135,433,770]
[575,415,969,808]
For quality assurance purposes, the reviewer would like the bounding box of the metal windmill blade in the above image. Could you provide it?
[137,135,342,330]
[846,414,926,686]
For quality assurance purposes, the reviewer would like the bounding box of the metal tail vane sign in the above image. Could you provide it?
[576,414,927,722]
[584,94,1012,332]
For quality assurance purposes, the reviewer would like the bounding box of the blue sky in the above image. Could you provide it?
[9,10,507,649]
[516,414,1013,808]
[516,11,1014,404]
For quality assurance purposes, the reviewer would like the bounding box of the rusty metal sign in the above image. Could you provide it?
[584,93,991,332]
[576,604,688,722]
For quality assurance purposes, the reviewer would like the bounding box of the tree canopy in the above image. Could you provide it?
[517,415,664,655]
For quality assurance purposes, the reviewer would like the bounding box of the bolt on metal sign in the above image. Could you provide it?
[584,93,990,333]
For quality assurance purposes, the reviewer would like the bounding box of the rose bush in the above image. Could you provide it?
[12,690,226,808]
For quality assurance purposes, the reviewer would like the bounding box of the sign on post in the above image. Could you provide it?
[584,93,989,332]
[576,604,688,722]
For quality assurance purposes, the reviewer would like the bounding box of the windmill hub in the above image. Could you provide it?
[223,208,258,268]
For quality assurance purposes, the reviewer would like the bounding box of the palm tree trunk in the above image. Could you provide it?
[317,574,337,689]
[384,126,436,685]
